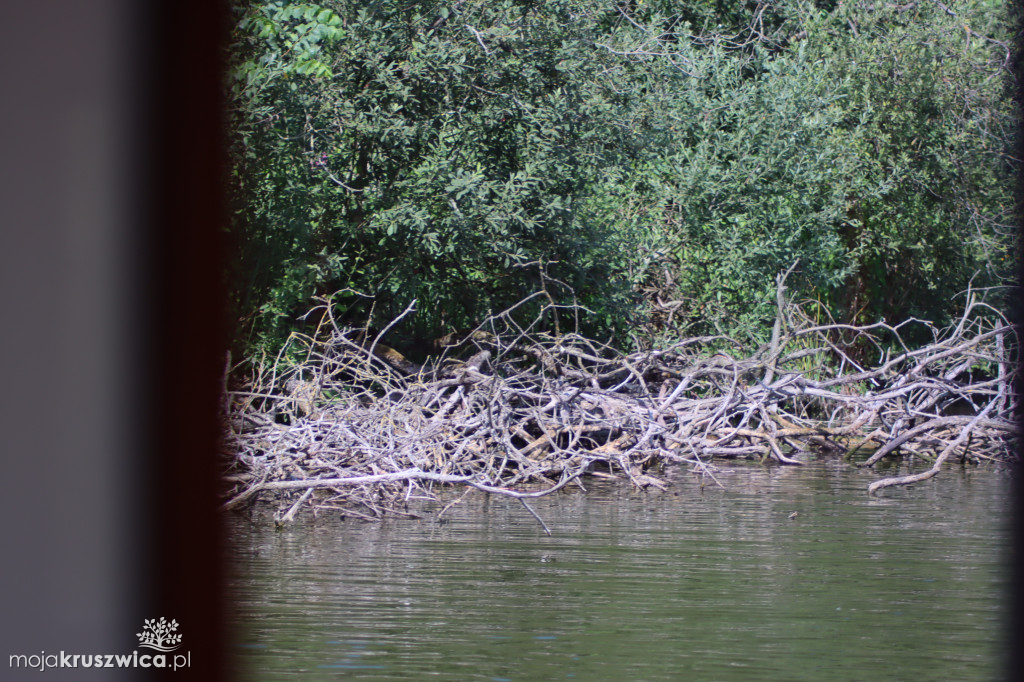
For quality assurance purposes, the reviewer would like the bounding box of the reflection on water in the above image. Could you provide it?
[228,460,1010,681]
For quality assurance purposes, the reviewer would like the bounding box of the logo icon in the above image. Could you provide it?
[136,618,182,652]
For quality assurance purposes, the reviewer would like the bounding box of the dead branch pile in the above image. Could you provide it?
[223,281,1017,526]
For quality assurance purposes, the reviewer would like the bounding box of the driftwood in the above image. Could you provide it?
[223,279,1017,527]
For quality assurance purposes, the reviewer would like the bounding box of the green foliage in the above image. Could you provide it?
[227,0,1018,355]
[229,1,652,346]
[600,0,1018,343]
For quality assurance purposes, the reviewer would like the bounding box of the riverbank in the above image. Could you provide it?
[222,290,1016,526]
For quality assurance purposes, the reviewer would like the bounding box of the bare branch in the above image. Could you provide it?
[223,284,1018,525]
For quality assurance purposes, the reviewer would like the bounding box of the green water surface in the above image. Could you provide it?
[228,460,1010,680]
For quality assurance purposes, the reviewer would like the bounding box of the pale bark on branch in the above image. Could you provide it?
[223,282,1017,524]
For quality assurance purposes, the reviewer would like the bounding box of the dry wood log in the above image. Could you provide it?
[223,282,1017,525]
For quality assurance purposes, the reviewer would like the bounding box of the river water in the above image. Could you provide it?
[227,460,1011,680]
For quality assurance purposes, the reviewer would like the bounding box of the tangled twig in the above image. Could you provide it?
[223,280,1017,527]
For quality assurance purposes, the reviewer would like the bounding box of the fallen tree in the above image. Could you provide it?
[222,279,1017,528]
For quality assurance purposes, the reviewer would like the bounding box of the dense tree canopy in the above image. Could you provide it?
[227,0,1018,354]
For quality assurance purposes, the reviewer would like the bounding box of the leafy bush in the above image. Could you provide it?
[608,0,1017,343]
[228,1,654,347]
[227,0,1018,355]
